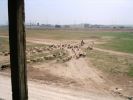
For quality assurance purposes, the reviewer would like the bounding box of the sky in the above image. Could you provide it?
[0,0,133,25]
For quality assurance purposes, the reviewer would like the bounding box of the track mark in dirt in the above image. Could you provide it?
[66,58,104,83]
[94,47,133,57]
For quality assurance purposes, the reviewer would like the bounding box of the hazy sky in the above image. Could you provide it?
[0,0,133,25]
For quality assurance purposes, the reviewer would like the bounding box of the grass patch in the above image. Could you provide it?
[128,65,133,77]
[26,29,133,40]
[0,37,9,52]
[86,49,133,77]
[97,39,133,53]
[96,32,133,53]
[26,29,107,40]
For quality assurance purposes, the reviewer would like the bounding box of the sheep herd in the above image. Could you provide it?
[0,40,94,70]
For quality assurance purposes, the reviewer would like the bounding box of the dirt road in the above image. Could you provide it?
[0,74,125,100]
[94,47,133,57]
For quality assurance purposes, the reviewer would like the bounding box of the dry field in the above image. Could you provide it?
[0,28,133,100]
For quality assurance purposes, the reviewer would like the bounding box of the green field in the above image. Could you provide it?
[26,29,102,40]
[86,49,133,77]
[97,32,133,53]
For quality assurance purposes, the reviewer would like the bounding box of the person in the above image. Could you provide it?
[81,40,85,46]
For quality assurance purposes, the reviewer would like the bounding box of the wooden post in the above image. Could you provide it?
[8,0,28,100]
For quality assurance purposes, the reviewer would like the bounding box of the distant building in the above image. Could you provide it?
[55,25,61,28]
[63,25,70,28]
[69,24,84,28]
[84,24,91,28]
[37,22,40,26]
[40,24,55,29]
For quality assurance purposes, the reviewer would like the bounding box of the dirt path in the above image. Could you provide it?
[68,58,104,82]
[0,74,124,100]
[94,47,133,57]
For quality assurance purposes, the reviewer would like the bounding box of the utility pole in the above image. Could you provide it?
[8,0,28,100]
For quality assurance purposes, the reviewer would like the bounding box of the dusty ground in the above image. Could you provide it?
[0,37,133,100]
[0,75,125,100]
